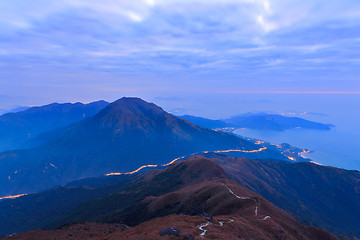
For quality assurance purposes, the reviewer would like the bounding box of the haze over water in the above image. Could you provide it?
[155,93,360,171]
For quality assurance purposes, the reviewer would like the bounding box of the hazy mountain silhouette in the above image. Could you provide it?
[226,113,334,131]
[179,114,228,129]
[180,113,334,131]
[0,101,109,151]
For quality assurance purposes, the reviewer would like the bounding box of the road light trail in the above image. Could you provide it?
[105,147,267,176]
[105,164,158,176]
[6,147,269,199]
[0,194,27,201]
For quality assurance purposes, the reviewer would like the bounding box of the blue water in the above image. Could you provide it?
[159,93,360,171]
[234,127,359,170]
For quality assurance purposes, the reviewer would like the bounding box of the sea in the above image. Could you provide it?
[161,93,360,171]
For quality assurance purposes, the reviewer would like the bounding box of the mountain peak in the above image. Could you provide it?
[98,97,163,116]
[108,97,158,109]
[113,97,148,105]
[94,97,169,130]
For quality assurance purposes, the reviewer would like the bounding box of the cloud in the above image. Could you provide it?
[0,0,359,96]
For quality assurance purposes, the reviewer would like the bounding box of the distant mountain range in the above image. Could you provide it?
[0,100,331,154]
[0,101,333,154]
[0,156,340,240]
[0,101,109,152]
[180,113,334,131]
[0,106,29,116]
[2,97,280,196]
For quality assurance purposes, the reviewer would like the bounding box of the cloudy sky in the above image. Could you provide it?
[0,0,360,110]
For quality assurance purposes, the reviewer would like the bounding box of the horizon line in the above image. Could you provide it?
[216,91,360,94]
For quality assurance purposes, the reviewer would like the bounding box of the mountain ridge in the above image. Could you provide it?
[0,156,339,240]
[0,100,109,151]
[0,97,260,196]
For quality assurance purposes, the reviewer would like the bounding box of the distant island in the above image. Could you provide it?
[180,113,334,131]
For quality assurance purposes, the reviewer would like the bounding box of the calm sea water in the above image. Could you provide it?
[229,94,360,171]
[160,93,360,171]
[234,127,359,170]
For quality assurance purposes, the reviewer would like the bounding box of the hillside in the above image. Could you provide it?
[0,156,338,240]
[205,153,360,238]
[0,175,131,236]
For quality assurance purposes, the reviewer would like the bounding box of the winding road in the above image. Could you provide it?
[224,183,259,216]
[197,183,271,237]
[199,222,211,237]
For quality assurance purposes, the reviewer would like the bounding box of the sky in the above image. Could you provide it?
[0,0,359,170]
[0,0,360,111]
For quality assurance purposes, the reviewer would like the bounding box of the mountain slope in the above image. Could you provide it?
[0,156,227,236]
[0,175,131,236]
[205,153,360,238]
[0,100,109,151]
[0,97,259,196]
[179,115,228,129]
[0,156,338,240]
[47,156,230,228]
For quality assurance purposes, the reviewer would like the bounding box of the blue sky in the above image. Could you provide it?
[0,0,360,110]
[1,0,360,170]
